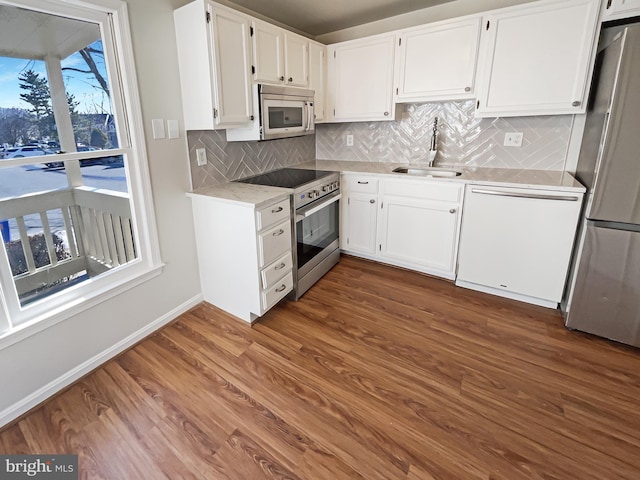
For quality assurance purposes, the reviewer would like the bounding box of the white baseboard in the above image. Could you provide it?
[0,293,203,428]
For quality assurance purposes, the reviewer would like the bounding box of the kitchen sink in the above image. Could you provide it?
[392,167,462,177]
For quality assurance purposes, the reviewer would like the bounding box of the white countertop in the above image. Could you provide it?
[187,182,292,208]
[188,161,585,205]
[296,160,586,192]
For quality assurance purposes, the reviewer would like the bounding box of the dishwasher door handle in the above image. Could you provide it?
[470,188,581,202]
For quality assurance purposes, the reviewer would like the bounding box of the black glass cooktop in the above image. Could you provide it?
[235,168,336,189]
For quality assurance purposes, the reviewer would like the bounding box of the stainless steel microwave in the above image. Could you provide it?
[226,84,314,142]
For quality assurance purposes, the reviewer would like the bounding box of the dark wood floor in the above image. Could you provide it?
[2,255,640,479]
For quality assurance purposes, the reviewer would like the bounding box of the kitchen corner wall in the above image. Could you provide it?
[187,130,316,189]
[316,100,573,170]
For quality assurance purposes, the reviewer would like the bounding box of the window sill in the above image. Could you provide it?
[0,263,165,351]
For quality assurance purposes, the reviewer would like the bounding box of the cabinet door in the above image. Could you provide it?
[379,196,459,274]
[329,35,396,122]
[309,42,325,121]
[343,193,378,255]
[396,17,481,102]
[252,20,285,84]
[208,3,253,126]
[476,0,600,117]
[285,33,309,87]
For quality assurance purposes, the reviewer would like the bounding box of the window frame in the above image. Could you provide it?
[0,0,163,349]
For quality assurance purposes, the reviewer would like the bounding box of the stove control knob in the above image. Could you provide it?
[322,185,329,192]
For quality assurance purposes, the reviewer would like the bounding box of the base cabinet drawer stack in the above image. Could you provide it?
[190,193,293,323]
[341,174,463,280]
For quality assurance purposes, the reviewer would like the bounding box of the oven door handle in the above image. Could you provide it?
[296,192,341,221]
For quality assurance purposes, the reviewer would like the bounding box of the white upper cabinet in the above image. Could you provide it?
[284,34,309,87]
[476,0,601,117]
[327,34,396,122]
[603,0,640,20]
[395,17,482,103]
[252,20,309,87]
[251,20,284,84]
[174,0,253,130]
[308,41,326,121]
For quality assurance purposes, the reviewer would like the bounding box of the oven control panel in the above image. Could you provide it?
[296,175,340,209]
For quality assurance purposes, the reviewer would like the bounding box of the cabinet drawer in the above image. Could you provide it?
[344,176,379,193]
[258,220,291,267]
[261,252,293,289]
[257,198,290,230]
[383,179,461,203]
[262,271,293,311]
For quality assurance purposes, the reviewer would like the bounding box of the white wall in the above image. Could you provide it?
[0,0,202,425]
[315,0,538,43]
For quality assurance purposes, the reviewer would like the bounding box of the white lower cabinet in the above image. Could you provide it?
[341,174,463,279]
[456,184,583,307]
[341,176,379,255]
[189,194,293,323]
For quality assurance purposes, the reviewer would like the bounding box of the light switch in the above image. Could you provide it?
[151,119,165,139]
[167,119,180,139]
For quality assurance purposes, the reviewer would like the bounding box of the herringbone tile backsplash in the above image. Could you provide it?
[316,101,573,170]
[188,100,573,189]
[187,130,316,189]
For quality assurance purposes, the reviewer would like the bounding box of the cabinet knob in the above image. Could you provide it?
[279,75,285,81]
[370,199,376,204]
[572,101,581,107]
[449,209,456,214]
[465,86,471,92]
[384,111,389,116]
[288,77,293,82]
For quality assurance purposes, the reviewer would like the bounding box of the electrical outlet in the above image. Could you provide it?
[504,132,524,147]
[346,134,354,147]
[196,148,207,166]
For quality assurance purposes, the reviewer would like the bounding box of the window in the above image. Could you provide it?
[0,0,161,339]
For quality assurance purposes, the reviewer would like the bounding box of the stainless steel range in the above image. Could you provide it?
[236,168,340,299]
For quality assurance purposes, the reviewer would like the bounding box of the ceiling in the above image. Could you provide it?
[0,4,99,60]
[228,0,457,36]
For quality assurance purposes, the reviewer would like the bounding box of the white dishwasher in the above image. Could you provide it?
[455,185,583,308]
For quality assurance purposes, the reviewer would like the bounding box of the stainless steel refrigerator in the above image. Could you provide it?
[564,24,640,347]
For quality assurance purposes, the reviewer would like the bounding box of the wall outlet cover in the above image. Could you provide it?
[196,148,207,166]
[504,132,524,147]
[346,134,354,147]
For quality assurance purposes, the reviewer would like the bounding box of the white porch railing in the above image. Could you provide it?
[0,186,135,299]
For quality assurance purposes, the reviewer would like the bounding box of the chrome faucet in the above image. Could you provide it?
[428,116,439,167]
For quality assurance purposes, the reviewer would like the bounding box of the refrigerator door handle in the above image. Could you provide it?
[470,188,581,202]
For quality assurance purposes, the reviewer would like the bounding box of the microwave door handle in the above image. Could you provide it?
[305,102,312,131]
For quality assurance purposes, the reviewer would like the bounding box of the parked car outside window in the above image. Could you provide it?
[3,146,53,159]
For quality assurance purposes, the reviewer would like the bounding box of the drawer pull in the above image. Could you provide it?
[275,284,287,293]
[273,229,285,236]
[275,262,287,270]
[272,206,284,213]
[357,181,369,184]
